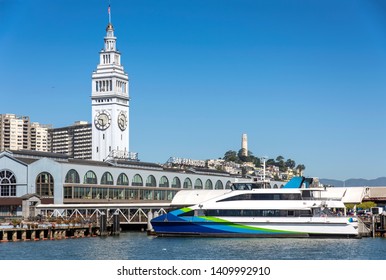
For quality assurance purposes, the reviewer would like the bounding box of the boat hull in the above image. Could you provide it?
[151,215,359,238]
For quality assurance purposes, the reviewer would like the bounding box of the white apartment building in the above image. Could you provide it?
[0,114,30,151]
[30,122,51,152]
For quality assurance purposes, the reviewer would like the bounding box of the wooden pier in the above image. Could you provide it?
[0,224,101,242]
[358,214,386,237]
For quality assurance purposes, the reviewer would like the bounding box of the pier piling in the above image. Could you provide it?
[112,213,120,236]
[99,211,108,236]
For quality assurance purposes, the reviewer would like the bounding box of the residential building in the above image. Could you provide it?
[48,121,92,159]
[0,114,30,151]
[30,122,51,152]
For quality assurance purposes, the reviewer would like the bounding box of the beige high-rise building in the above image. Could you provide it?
[0,114,30,151]
[0,114,54,153]
[30,122,51,152]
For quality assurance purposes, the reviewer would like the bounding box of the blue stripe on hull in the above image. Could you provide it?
[151,221,299,236]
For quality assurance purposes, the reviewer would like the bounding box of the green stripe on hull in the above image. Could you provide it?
[200,216,303,235]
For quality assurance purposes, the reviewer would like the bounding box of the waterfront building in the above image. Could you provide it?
[48,121,92,159]
[0,150,233,217]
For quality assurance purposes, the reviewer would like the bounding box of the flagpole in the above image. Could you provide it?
[108,4,111,24]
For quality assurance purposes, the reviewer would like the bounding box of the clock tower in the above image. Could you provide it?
[92,5,130,161]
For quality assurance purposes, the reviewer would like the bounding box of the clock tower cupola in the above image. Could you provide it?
[91,4,131,161]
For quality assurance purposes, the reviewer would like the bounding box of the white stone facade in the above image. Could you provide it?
[91,22,130,161]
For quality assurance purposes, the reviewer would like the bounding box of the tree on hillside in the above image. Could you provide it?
[223,150,303,174]
[276,156,284,162]
[285,159,296,170]
[296,164,306,176]
[252,156,261,168]
[276,155,286,172]
[237,149,248,162]
[266,158,276,166]
[238,149,260,164]
[223,150,238,162]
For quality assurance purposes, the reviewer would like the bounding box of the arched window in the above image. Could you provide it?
[194,179,203,189]
[36,172,54,197]
[225,180,232,189]
[215,180,224,189]
[183,178,192,189]
[204,179,213,190]
[101,172,114,185]
[146,175,157,187]
[65,169,80,184]
[117,173,129,186]
[132,174,143,186]
[84,171,97,184]
[172,177,181,188]
[0,170,16,197]
[159,176,169,188]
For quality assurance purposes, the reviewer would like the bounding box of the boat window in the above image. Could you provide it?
[232,182,275,190]
[313,207,334,217]
[312,190,321,199]
[299,210,312,217]
[218,193,301,202]
[205,209,312,217]
[179,211,194,217]
[302,190,312,199]
[194,209,206,216]
[281,193,302,200]
[231,183,252,190]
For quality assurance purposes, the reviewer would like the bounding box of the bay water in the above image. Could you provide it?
[0,231,385,260]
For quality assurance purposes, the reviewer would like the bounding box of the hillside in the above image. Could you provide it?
[320,177,386,187]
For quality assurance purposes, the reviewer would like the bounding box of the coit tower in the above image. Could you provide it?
[241,133,248,156]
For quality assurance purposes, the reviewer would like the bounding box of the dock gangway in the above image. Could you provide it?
[36,203,171,225]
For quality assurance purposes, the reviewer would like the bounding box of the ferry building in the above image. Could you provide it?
[0,8,234,218]
[0,150,232,218]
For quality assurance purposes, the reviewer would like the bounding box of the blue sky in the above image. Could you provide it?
[1,0,386,180]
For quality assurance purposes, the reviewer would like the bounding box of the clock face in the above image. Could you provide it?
[118,112,127,131]
[94,111,111,130]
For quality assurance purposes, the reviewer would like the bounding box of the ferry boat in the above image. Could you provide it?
[150,176,359,238]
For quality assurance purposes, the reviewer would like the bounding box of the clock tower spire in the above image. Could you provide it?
[91,4,130,161]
